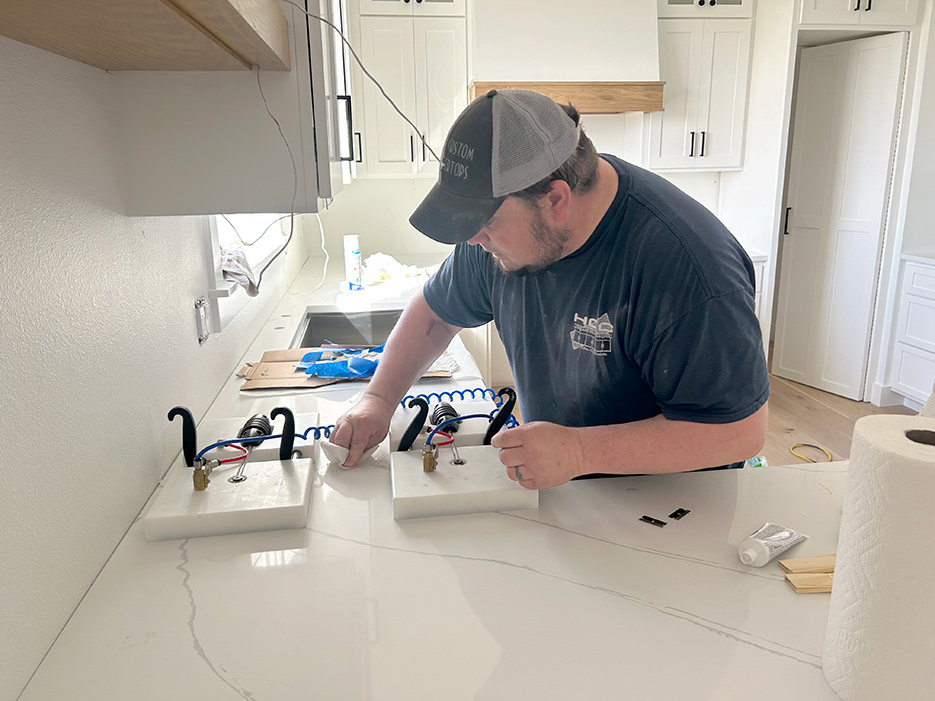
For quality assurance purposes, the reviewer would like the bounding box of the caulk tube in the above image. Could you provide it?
[738,522,808,567]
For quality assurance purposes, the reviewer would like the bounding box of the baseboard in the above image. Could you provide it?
[871,383,910,408]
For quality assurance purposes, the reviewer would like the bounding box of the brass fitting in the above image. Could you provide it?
[422,443,438,473]
[193,460,216,491]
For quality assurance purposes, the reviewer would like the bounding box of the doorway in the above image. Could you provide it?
[771,32,907,401]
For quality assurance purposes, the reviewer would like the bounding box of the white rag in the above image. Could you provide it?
[220,248,259,297]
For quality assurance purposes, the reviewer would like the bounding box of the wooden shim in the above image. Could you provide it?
[778,554,836,574]
[785,572,833,594]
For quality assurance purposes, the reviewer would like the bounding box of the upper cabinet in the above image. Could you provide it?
[351,0,467,177]
[800,0,919,26]
[359,0,466,16]
[649,19,752,171]
[658,0,753,18]
[0,0,290,71]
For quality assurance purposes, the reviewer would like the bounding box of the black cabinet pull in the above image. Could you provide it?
[854,0,860,10]
[689,131,695,157]
[699,0,705,5]
[784,207,792,235]
[410,135,415,162]
[404,0,411,3]
[710,0,716,5]
[700,130,706,157]
[337,95,354,162]
[354,132,363,163]
[422,138,427,161]
[866,0,872,9]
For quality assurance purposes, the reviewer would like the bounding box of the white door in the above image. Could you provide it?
[413,16,466,174]
[773,33,907,399]
[359,15,418,175]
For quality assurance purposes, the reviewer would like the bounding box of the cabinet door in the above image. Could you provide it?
[860,0,919,25]
[649,20,704,169]
[359,0,413,16]
[801,0,918,25]
[657,0,753,18]
[800,0,861,25]
[359,16,419,175]
[416,0,466,17]
[414,17,467,174]
[694,19,750,169]
[359,0,464,16]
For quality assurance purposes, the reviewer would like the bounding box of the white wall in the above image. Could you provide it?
[901,6,935,254]
[0,36,302,699]
[316,177,451,264]
[718,0,798,341]
[471,0,659,81]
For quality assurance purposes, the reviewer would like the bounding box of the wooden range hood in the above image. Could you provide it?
[469,81,665,114]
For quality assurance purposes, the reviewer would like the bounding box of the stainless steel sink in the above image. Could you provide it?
[289,305,404,348]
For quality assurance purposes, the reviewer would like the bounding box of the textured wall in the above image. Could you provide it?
[0,37,295,699]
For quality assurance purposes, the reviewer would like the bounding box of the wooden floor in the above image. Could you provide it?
[761,374,915,466]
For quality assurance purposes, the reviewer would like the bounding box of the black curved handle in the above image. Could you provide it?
[168,406,196,467]
[271,407,296,461]
[484,387,517,446]
[397,397,429,452]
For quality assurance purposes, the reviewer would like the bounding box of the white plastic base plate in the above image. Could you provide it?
[143,458,315,542]
[391,445,538,520]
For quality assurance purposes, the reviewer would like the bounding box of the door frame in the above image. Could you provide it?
[769,25,919,405]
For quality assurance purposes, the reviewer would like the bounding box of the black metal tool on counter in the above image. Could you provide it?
[484,387,517,445]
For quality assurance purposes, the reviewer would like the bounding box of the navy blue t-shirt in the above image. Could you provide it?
[423,155,769,460]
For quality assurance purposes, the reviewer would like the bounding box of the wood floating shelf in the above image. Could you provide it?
[469,81,665,114]
[0,0,290,71]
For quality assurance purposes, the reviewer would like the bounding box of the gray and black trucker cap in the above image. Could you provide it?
[409,89,580,244]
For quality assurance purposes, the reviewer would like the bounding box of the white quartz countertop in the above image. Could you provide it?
[21,262,843,700]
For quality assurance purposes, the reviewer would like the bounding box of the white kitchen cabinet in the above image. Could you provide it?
[359,0,466,16]
[657,0,753,19]
[800,0,919,26]
[649,19,751,171]
[354,12,467,177]
[890,257,935,403]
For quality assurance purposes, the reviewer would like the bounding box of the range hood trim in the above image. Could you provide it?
[468,81,665,114]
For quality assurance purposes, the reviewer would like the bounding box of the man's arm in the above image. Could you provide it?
[492,403,768,490]
[330,289,462,467]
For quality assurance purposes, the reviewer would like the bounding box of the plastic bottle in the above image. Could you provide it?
[343,234,362,291]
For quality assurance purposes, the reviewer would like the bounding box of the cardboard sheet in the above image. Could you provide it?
[238,347,451,391]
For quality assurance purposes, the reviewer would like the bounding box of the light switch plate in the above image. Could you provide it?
[391,445,538,520]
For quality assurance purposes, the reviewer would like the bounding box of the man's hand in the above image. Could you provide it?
[491,421,587,490]
[330,394,397,468]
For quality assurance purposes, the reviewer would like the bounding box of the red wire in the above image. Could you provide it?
[218,443,248,464]
[435,430,454,447]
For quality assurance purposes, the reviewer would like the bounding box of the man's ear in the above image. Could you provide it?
[543,180,572,223]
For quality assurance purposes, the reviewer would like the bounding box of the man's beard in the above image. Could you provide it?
[497,208,572,278]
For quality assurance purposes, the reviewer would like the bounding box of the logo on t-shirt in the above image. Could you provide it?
[570,312,614,356]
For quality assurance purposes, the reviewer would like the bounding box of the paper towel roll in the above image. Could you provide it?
[823,415,935,700]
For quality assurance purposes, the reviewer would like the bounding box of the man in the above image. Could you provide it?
[330,89,769,489]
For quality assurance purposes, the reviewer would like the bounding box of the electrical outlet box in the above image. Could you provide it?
[390,445,538,520]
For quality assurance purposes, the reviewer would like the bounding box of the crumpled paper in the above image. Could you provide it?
[361,253,419,287]
[221,248,259,297]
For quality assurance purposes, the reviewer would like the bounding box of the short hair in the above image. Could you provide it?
[511,103,599,205]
